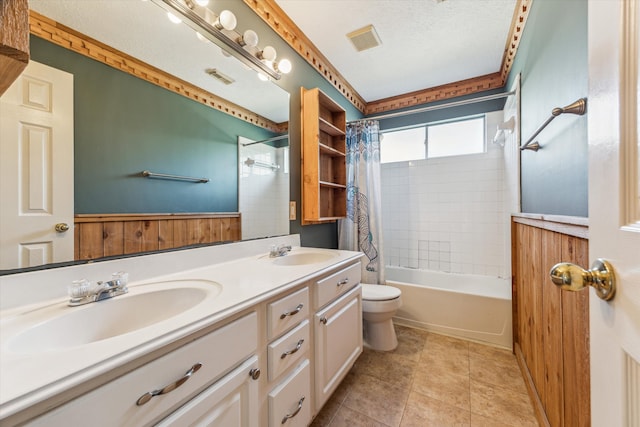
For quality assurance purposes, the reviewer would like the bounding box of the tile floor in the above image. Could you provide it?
[311,324,538,427]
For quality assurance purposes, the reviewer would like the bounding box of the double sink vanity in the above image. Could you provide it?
[0,235,364,426]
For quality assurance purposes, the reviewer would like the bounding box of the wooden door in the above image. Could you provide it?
[0,60,74,269]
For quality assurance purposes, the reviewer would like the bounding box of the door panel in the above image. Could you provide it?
[0,60,74,269]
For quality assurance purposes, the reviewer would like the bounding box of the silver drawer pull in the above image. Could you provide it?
[337,278,349,287]
[281,396,305,424]
[280,339,304,359]
[320,316,328,325]
[136,362,203,406]
[280,303,304,319]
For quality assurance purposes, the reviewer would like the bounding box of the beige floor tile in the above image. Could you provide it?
[360,350,418,389]
[469,355,527,394]
[328,405,389,427]
[343,373,409,427]
[412,363,470,410]
[400,390,471,427]
[468,342,515,366]
[310,395,341,427]
[470,412,533,427]
[419,343,470,376]
[470,379,537,426]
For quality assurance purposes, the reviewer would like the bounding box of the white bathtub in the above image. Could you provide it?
[385,267,513,349]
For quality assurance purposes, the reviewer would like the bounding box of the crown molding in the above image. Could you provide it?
[29,10,287,133]
[245,0,532,115]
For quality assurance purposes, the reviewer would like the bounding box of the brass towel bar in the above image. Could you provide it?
[521,97,587,152]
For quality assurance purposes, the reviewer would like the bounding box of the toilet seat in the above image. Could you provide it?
[361,283,401,301]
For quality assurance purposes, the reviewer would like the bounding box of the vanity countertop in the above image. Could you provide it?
[0,243,363,421]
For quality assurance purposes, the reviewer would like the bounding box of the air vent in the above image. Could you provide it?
[346,25,382,52]
[204,68,235,85]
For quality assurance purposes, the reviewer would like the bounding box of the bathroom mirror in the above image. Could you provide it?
[0,0,290,272]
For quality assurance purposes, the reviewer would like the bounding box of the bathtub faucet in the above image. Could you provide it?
[270,244,292,257]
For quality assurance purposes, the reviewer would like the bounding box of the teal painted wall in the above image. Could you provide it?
[507,0,588,216]
[30,36,276,214]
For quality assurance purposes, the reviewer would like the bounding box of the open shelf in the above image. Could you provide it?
[301,87,347,225]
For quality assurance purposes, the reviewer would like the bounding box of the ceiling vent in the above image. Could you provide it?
[204,68,235,85]
[346,25,382,52]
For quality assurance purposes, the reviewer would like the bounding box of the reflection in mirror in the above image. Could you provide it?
[0,0,289,272]
[238,136,290,240]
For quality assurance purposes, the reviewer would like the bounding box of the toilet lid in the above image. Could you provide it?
[361,283,401,301]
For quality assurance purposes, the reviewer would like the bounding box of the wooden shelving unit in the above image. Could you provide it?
[300,87,347,225]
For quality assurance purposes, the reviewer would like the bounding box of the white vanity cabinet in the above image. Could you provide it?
[313,264,363,410]
[26,312,259,427]
[265,287,312,427]
[156,356,259,427]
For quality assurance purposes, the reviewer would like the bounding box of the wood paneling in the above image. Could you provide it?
[512,216,589,427]
[74,213,241,260]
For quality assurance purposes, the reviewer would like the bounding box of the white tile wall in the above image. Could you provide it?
[381,111,510,278]
[239,142,289,240]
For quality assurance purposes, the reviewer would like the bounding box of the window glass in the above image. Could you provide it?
[427,117,485,158]
[380,127,425,163]
[380,115,486,163]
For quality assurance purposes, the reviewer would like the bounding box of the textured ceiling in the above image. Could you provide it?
[275,0,517,102]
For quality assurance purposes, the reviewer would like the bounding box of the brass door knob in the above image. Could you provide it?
[549,258,616,301]
[55,223,70,232]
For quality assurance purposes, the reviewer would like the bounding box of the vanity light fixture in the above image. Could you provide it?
[151,0,288,80]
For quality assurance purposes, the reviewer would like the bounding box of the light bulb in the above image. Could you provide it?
[215,10,237,31]
[238,29,259,47]
[276,58,292,74]
[195,0,209,5]
[260,46,277,62]
[167,12,181,24]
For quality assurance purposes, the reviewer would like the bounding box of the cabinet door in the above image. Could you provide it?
[157,356,259,427]
[314,285,362,410]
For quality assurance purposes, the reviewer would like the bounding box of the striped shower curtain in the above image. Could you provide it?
[338,119,384,284]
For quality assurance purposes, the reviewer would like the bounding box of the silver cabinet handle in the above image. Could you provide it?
[136,362,203,406]
[280,339,304,359]
[249,368,261,380]
[280,303,304,319]
[337,278,349,287]
[281,396,305,424]
[320,316,327,325]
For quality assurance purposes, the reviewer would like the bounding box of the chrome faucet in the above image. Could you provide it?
[270,244,292,258]
[68,272,129,306]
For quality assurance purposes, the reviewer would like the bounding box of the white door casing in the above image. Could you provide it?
[588,1,640,425]
[0,60,74,270]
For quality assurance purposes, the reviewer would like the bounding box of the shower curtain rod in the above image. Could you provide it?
[241,134,288,147]
[348,90,516,123]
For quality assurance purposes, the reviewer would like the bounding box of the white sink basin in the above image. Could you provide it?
[6,280,221,353]
[271,251,338,266]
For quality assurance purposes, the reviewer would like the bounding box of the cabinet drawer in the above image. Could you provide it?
[268,287,309,340]
[314,262,361,309]
[156,356,259,427]
[27,312,258,427]
[268,320,310,381]
[268,360,311,427]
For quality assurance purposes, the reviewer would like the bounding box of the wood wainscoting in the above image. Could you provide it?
[512,214,590,427]
[74,213,241,261]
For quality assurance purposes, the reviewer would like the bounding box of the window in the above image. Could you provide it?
[380,116,485,163]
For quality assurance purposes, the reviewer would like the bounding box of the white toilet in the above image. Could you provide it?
[361,283,402,351]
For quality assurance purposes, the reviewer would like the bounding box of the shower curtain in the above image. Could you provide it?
[338,120,384,284]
